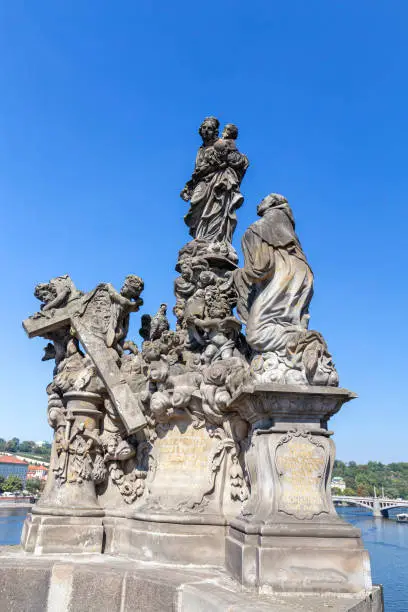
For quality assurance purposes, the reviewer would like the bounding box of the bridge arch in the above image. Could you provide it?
[333,495,408,517]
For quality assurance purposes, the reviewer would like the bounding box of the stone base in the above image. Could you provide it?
[21,514,104,554]
[103,513,227,565]
[0,547,383,611]
[226,521,372,595]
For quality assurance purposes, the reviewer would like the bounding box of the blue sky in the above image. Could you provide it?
[1,1,407,462]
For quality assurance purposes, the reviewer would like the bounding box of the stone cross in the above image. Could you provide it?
[23,299,147,435]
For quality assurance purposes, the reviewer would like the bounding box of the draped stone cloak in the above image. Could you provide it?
[235,202,314,354]
[184,146,248,243]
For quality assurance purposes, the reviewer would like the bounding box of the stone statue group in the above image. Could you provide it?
[18,115,377,605]
[22,115,339,557]
[23,115,339,515]
[180,116,338,387]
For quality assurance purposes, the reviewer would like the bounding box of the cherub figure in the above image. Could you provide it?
[76,274,144,355]
[105,274,144,351]
[213,123,239,160]
[192,315,241,363]
[174,258,195,301]
[195,121,239,174]
[34,283,57,313]
[33,275,82,318]
[173,300,185,330]
[197,269,217,290]
[115,275,144,311]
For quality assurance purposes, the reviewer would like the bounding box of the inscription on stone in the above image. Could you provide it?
[275,434,328,520]
[149,420,217,504]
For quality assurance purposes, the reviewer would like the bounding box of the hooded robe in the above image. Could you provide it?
[234,200,314,354]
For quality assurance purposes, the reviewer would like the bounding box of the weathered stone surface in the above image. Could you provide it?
[234,193,338,386]
[229,382,356,423]
[226,528,372,593]
[103,516,227,566]
[67,565,124,612]
[228,384,356,525]
[21,515,104,554]
[0,549,383,612]
[0,563,51,612]
[180,117,249,249]
[122,573,176,612]
[142,414,241,516]
[224,384,370,594]
[179,582,384,612]
[19,117,380,608]
[34,391,106,515]
[23,275,146,434]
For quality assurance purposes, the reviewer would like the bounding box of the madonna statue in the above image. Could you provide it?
[180,117,249,245]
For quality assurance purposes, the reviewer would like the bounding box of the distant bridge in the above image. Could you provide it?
[333,495,408,517]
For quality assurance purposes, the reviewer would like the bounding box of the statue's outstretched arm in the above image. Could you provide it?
[107,285,143,313]
[128,298,143,312]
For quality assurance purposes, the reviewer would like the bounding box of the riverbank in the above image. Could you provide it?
[0,503,32,510]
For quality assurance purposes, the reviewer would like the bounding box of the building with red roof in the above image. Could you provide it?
[0,455,29,483]
[27,464,48,482]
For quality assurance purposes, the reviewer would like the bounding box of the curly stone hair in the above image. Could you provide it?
[34,282,57,303]
[223,123,238,139]
[122,274,144,297]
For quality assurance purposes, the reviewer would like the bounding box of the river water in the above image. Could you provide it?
[0,506,406,610]
[337,506,408,612]
[0,507,28,545]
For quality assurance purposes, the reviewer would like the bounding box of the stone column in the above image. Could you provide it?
[225,383,373,595]
[22,391,105,554]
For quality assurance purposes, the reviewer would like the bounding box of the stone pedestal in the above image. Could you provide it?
[22,391,105,554]
[103,514,227,566]
[225,383,372,595]
[103,413,240,566]
[21,515,104,555]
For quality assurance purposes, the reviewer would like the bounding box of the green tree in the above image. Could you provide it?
[0,438,6,452]
[356,484,370,496]
[2,475,23,492]
[0,475,5,493]
[333,461,408,499]
[19,440,36,453]
[5,437,20,452]
[334,460,346,473]
[35,445,51,461]
[344,476,356,490]
[384,486,399,499]
[25,479,42,494]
